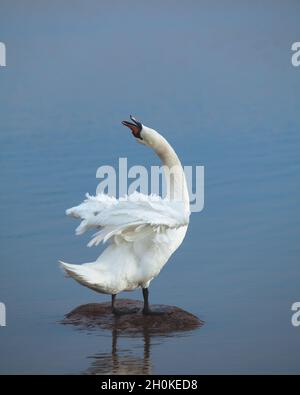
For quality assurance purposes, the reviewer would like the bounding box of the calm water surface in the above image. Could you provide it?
[0,1,300,374]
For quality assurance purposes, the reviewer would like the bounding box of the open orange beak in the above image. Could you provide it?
[122,115,143,140]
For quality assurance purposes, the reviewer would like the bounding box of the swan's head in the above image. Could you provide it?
[122,115,163,149]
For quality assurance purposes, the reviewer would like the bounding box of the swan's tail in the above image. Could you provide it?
[59,260,105,293]
[59,260,90,282]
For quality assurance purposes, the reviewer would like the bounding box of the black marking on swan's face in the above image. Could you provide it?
[122,115,143,140]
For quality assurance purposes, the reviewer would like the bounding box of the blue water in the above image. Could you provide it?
[0,1,300,374]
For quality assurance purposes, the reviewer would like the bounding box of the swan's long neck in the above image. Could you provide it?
[152,133,190,209]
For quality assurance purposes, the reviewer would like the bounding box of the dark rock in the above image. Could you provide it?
[62,299,203,335]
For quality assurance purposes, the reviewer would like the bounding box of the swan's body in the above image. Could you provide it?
[60,116,190,314]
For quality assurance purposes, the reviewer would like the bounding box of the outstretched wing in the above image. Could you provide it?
[66,191,190,246]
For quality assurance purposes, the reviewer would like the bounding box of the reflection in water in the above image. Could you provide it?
[62,300,203,375]
[85,324,153,375]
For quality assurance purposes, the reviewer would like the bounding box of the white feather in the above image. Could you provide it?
[66,191,189,247]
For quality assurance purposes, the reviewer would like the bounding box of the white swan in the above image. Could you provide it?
[60,116,190,314]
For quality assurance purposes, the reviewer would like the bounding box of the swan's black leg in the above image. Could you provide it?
[111,294,120,315]
[142,288,150,314]
[142,288,164,315]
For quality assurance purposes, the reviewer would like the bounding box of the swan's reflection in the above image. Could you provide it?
[62,300,202,375]
[85,322,153,375]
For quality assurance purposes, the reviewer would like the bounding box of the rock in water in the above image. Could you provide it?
[62,299,203,335]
